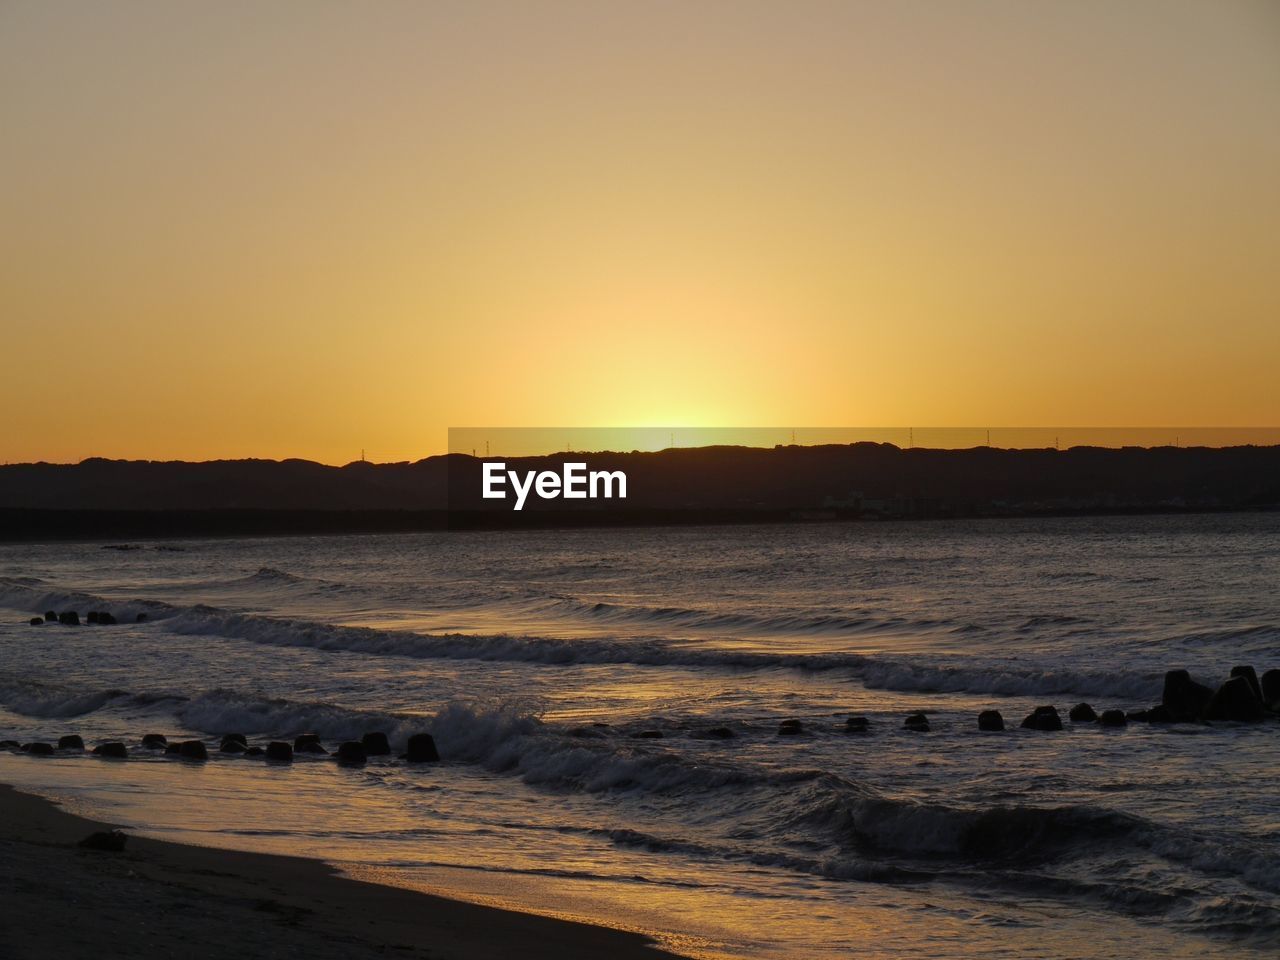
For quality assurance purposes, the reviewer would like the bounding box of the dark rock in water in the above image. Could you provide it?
[178,740,208,760]
[294,733,326,754]
[1229,666,1264,705]
[23,742,54,756]
[845,716,870,733]
[361,732,391,756]
[633,730,664,739]
[136,613,148,623]
[221,733,248,747]
[1162,669,1214,721]
[977,710,1004,731]
[903,713,930,732]
[86,611,100,624]
[0,740,20,749]
[777,719,804,736]
[28,617,44,626]
[1204,676,1266,723]
[141,733,168,749]
[79,830,128,852]
[1260,668,1280,706]
[336,741,367,764]
[568,726,606,739]
[1098,709,1128,727]
[164,742,182,755]
[405,733,440,762]
[97,611,117,625]
[265,741,294,762]
[58,611,80,626]
[1145,704,1176,723]
[1068,703,1097,723]
[220,738,246,754]
[697,726,735,739]
[244,746,265,757]
[94,742,128,759]
[1127,705,1177,723]
[1020,706,1063,731]
[57,735,84,751]
[44,611,57,622]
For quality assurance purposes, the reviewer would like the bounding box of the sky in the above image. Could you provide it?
[2,1,1278,463]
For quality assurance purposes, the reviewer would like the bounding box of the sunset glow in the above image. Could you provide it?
[3,1,1277,463]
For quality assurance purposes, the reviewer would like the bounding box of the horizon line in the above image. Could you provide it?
[7,435,1280,469]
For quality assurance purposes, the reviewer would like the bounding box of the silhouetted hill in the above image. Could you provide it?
[1,444,1277,538]
[0,457,448,510]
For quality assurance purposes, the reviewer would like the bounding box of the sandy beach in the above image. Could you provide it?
[0,783,676,959]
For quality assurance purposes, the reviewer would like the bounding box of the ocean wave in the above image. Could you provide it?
[0,674,515,760]
[169,606,1162,699]
[593,824,928,884]
[532,591,956,637]
[246,566,305,584]
[0,674,789,795]
[236,567,366,597]
[1018,614,1090,630]
[0,680,136,719]
[843,797,1141,860]
[0,577,1164,700]
[855,660,1160,699]
[2,667,1277,931]
[0,578,167,624]
[1170,624,1280,656]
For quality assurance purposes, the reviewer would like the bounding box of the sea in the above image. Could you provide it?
[1,514,1277,958]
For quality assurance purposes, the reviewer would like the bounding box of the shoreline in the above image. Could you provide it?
[0,782,679,960]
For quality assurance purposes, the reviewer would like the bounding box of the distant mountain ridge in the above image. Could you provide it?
[1,444,1278,517]
[0,457,447,511]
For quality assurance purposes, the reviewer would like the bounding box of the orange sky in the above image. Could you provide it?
[2,1,1278,464]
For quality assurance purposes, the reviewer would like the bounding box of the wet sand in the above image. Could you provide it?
[0,783,677,959]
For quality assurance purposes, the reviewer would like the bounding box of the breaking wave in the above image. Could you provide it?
[0,577,1168,700]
